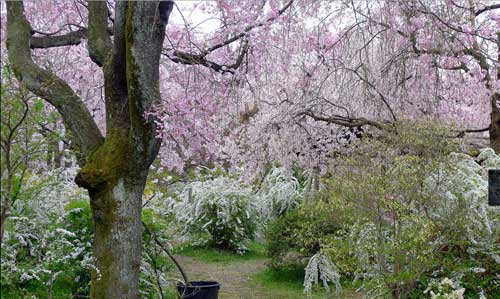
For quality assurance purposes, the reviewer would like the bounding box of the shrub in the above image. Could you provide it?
[169,176,258,252]
[256,167,304,220]
[0,168,178,299]
[265,201,342,269]
[278,122,500,299]
[0,200,93,299]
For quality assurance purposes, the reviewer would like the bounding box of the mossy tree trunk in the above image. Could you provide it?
[6,1,171,298]
[83,176,147,298]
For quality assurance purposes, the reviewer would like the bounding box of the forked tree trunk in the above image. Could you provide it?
[6,1,170,298]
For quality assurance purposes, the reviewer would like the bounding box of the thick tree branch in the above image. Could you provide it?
[103,1,130,130]
[452,126,490,138]
[30,28,88,49]
[297,110,390,131]
[126,1,170,168]
[30,26,113,49]
[6,1,103,157]
[88,1,113,67]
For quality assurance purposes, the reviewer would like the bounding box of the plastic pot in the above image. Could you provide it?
[177,281,221,299]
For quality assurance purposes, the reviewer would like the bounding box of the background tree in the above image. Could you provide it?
[0,67,50,244]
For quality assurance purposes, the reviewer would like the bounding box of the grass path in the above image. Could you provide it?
[168,245,363,299]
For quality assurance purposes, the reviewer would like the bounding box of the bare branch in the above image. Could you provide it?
[163,40,249,74]
[475,4,500,16]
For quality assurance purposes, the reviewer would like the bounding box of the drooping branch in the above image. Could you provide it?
[340,65,398,122]
[6,1,103,157]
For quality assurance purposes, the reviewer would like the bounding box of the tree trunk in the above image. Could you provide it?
[7,2,171,297]
[74,128,151,299]
[88,176,146,299]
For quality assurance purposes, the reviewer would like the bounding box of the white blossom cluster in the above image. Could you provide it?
[303,253,342,299]
[1,167,92,294]
[256,167,304,220]
[428,148,500,262]
[168,176,258,252]
[424,277,465,299]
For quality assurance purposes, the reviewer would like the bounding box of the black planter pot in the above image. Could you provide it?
[177,281,221,299]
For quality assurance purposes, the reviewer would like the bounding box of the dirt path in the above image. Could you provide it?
[170,256,362,299]
[172,256,268,299]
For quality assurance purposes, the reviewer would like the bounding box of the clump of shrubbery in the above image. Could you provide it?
[265,122,500,299]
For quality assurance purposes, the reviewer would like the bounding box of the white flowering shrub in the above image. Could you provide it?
[303,253,341,298]
[424,278,465,299]
[169,176,258,252]
[428,148,500,262]
[1,167,178,299]
[1,200,93,298]
[307,147,500,299]
[256,167,304,221]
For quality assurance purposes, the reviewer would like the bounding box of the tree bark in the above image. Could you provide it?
[87,176,147,298]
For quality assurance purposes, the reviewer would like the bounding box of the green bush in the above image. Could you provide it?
[265,201,343,269]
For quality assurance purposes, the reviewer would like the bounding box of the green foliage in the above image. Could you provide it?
[265,202,342,269]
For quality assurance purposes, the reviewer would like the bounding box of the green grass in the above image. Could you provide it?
[251,266,362,299]
[175,241,267,263]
